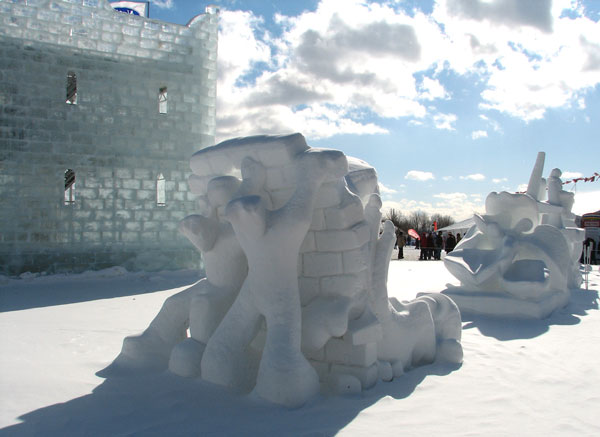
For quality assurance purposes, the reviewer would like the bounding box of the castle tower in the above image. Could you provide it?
[0,0,218,275]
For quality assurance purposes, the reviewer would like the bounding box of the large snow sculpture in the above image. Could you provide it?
[443,152,584,319]
[108,134,462,407]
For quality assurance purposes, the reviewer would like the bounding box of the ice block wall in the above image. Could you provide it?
[0,0,218,275]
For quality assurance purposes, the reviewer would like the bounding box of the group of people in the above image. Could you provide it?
[395,227,600,267]
[394,228,462,261]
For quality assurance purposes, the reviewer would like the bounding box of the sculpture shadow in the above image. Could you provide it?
[461,288,599,341]
[0,270,202,313]
[0,361,460,437]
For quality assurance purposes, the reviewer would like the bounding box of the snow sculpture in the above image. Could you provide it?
[108,133,462,407]
[443,152,584,319]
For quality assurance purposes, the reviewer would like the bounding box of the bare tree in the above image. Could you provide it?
[431,213,455,230]
[383,208,402,230]
[408,211,430,234]
[385,209,456,234]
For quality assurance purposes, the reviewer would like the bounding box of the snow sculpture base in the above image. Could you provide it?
[443,285,569,319]
[443,152,584,319]
[108,133,462,407]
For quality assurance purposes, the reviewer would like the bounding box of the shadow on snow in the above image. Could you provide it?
[0,360,460,436]
[0,270,202,313]
[460,288,599,341]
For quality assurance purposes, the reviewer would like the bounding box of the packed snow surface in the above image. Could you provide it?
[1,255,599,436]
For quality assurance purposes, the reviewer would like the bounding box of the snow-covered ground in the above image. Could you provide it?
[1,250,599,436]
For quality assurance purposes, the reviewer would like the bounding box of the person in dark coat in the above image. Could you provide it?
[419,232,427,260]
[426,232,434,260]
[396,230,406,259]
[445,232,456,253]
[433,231,443,260]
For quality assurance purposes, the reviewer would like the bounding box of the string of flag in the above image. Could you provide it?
[515,171,599,194]
[562,172,599,185]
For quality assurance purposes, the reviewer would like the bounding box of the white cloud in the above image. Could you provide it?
[561,171,584,179]
[434,0,600,120]
[382,191,484,221]
[433,112,457,130]
[383,185,598,220]
[472,130,488,139]
[442,176,454,181]
[378,182,398,195]
[216,1,446,140]
[434,192,468,201]
[405,170,435,181]
[419,77,450,100]
[460,173,486,181]
[492,177,508,183]
[479,114,503,133]
[573,190,600,215]
[441,0,554,33]
[151,0,174,9]
[214,0,600,140]
[516,183,528,192]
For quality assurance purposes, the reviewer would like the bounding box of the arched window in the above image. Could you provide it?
[66,71,77,105]
[158,86,167,114]
[64,169,75,205]
[156,173,166,206]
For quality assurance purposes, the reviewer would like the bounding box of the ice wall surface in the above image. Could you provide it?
[0,0,218,275]
[108,133,463,407]
[443,152,585,319]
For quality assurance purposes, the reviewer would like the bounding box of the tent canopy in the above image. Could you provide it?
[438,217,475,233]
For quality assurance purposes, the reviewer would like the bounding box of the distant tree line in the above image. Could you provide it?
[383,209,455,234]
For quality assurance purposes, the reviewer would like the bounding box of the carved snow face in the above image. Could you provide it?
[448,191,569,297]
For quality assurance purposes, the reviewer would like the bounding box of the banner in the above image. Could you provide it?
[408,229,420,240]
[111,1,148,17]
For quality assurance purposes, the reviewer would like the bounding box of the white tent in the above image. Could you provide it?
[437,217,475,233]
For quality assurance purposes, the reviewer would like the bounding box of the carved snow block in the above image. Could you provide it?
[323,195,365,230]
[343,310,383,346]
[342,243,370,274]
[314,222,370,252]
[302,252,344,278]
[308,359,330,381]
[331,362,378,389]
[298,276,320,306]
[325,337,378,368]
[320,270,369,299]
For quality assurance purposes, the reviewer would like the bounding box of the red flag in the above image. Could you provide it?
[434,221,438,231]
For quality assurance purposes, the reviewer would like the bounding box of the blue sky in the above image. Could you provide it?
[138,0,598,220]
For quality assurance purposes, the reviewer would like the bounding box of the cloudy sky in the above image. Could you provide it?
[145,0,599,220]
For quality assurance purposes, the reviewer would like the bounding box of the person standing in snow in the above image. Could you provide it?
[426,232,434,260]
[419,232,427,260]
[396,230,406,259]
[445,232,457,254]
[433,231,443,260]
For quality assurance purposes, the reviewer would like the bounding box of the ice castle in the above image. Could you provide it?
[0,0,218,275]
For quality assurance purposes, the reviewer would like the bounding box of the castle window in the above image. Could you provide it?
[156,173,166,206]
[66,72,77,105]
[159,86,167,114]
[64,169,75,205]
